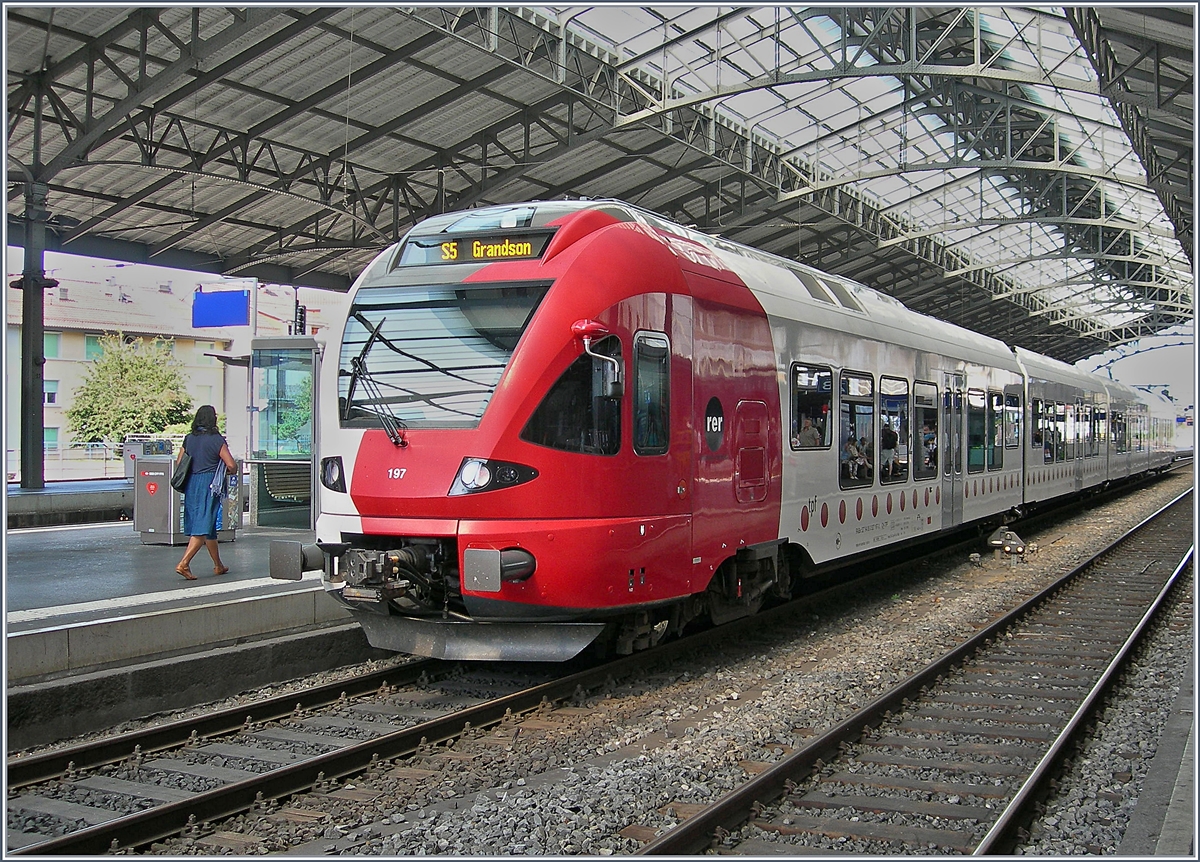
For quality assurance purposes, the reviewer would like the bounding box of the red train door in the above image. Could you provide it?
[734,400,770,503]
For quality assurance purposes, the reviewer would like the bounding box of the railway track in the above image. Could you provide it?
[639,488,1194,855]
[7,473,1189,855]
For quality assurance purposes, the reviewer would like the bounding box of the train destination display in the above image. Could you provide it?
[400,232,552,266]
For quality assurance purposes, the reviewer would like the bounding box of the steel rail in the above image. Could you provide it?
[6,659,441,790]
[975,544,1194,855]
[638,487,1193,855]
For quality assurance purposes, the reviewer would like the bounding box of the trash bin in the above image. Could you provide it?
[134,455,240,545]
[124,438,173,480]
[134,455,183,544]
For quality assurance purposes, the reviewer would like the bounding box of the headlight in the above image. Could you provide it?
[320,456,346,492]
[449,457,538,495]
[460,459,491,490]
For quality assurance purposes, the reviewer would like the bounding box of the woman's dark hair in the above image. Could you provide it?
[192,405,218,435]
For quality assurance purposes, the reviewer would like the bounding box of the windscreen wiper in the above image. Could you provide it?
[342,317,408,447]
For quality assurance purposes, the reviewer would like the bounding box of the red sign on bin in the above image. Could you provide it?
[147,482,158,495]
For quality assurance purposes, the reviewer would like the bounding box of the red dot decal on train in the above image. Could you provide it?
[839,500,847,524]
[886,493,893,514]
[800,506,809,532]
[935,486,941,505]
[913,489,918,509]
[854,497,862,520]
[821,502,829,528]
[973,480,978,497]
[872,495,879,517]
[924,487,930,506]
[899,492,905,511]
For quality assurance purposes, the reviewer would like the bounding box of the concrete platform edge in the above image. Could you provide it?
[6,624,392,750]
[1117,653,1195,856]
[7,589,351,681]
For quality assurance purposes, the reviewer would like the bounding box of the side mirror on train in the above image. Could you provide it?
[572,318,624,398]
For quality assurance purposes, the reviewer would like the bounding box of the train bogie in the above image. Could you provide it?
[270,199,1175,662]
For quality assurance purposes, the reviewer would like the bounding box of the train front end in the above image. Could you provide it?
[274,201,693,661]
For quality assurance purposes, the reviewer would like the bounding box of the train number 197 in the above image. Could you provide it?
[387,468,407,479]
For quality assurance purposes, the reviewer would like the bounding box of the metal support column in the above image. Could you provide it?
[11,182,58,489]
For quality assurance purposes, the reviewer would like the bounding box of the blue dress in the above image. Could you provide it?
[181,431,227,539]
[183,468,220,539]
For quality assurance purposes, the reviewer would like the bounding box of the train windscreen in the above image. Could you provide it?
[339,281,550,428]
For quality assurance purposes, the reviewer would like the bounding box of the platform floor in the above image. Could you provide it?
[5,516,320,633]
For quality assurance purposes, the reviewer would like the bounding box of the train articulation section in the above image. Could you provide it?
[271,199,1176,661]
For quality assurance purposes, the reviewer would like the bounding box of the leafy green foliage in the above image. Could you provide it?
[65,334,194,443]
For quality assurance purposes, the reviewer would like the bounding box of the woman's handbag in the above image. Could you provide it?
[170,450,193,492]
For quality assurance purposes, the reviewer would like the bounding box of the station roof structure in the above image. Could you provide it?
[6,5,1194,364]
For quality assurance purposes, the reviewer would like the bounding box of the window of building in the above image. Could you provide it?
[879,376,908,484]
[44,380,58,405]
[85,334,104,360]
[195,341,216,365]
[987,391,1003,470]
[1004,393,1021,448]
[790,364,832,449]
[44,427,59,451]
[913,382,938,480]
[633,332,669,455]
[839,371,874,489]
[43,331,61,359]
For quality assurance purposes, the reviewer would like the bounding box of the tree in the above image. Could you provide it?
[66,333,193,444]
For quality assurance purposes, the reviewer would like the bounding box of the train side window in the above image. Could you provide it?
[520,335,622,456]
[987,391,1003,470]
[913,382,938,480]
[1054,401,1067,462]
[839,372,874,489]
[791,364,832,449]
[1095,403,1107,452]
[1112,411,1125,453]
[879,376,908,484]
[1004,394,1021,449]
[966,389,986,474]
[1031,398,1043,453]
[633,333,670,456]
[1064,402,1076,460]
[1081,402,1094,457]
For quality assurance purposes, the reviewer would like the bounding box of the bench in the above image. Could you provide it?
[261,462,311,504]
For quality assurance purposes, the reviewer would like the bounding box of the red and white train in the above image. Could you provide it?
[271,200,1176,661]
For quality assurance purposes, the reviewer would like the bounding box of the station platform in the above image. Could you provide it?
[7,478,134,528]
[5,515,349,682]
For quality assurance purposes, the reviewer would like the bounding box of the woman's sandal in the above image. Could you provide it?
[214,565,229,576]
[176,564,197,581]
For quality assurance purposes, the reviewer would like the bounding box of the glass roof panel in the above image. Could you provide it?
[548,5,1190,333]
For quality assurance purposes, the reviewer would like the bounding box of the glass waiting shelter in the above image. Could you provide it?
[248,337,319,528]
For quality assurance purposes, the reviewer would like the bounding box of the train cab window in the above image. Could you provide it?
[1004,394,1021,449]
[839,372,874,489]
[791,364,832,449]
[966,389,986,474]
[520,335,622,455]
[987,391,1003,470]
[913,382,938,480]
[633,333,670,455]
[879,377,908,484]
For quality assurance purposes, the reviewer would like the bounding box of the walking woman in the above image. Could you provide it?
[175,405,238,580]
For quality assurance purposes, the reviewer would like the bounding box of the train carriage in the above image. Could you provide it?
[272,199,1174,662]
